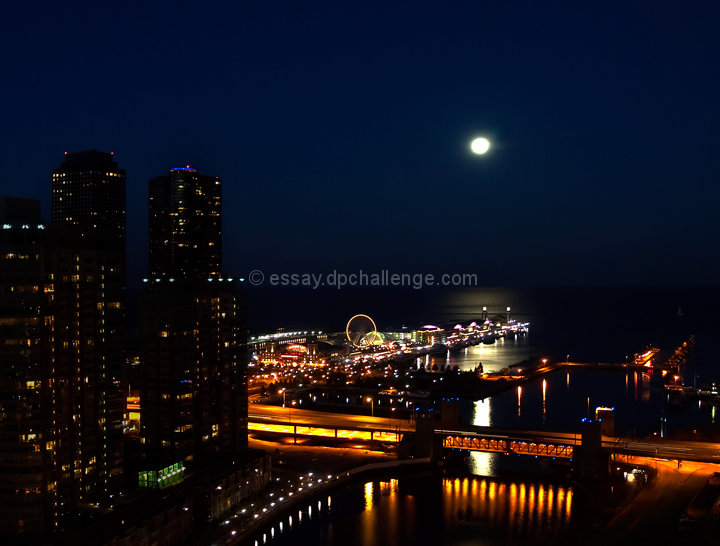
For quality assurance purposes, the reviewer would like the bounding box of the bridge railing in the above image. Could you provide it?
[442,434,574,460]
[509,440,573,459]
[443,436,507,453]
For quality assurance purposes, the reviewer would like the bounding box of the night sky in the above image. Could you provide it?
[2,1,720,286]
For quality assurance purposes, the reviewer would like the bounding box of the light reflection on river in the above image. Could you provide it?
[459,365,715,438]
[247,286,720,545]
[421,334,535,374]
[256,474,574,546]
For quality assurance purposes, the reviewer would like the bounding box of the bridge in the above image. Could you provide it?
[248,405,720,464]
[248,404,411,445]
[442,432,575,459]
[439,425,720,464]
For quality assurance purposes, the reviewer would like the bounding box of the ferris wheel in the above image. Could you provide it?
[346,314,378,348]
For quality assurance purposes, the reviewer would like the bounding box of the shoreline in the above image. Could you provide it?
[232,456,434,545]
[194,434,719,546]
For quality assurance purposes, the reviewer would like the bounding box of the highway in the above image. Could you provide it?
[613,438,720,463]
[250,404,720,462]
[249,404,414,432]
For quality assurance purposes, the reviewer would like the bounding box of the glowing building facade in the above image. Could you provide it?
[51,150,127,487]
[148,167,222,279]
[141,166,246,467]
[140,279,247,463]
[0,211,57,537]
[0,192,126,538]
[51,150,126,248]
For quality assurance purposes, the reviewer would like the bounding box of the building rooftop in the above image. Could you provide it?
[54,150,123,172]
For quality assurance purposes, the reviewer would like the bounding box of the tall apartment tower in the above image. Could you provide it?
[148,166,221,280]
[51,151,126,489]
[141,166,246,467]
[0,200,57,537]
[141,279,246,463]
[0,197,126,538]
[51,150,126,247]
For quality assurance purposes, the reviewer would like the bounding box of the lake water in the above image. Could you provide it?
[244,285,720,545]
[247,285,720,372]
[252,473,579,546]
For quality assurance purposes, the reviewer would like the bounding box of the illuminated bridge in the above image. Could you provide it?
[442,432,575,459]
[438,426,720,464]
[248,406,720,464]
[247,418,578,459]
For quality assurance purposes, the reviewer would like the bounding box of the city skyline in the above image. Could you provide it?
[0,144,251,541]
[2,2,720,286]
[2,3,720,543]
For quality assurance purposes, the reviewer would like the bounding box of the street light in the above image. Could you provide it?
[366,397,374,417]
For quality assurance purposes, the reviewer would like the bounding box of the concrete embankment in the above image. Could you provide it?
[232,457,433,545]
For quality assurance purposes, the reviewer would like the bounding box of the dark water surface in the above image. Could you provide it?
[253,474,579,546]
[245,286,720,545]
[248,285,720,373]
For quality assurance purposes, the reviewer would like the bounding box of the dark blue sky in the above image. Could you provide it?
[2,1,719,286]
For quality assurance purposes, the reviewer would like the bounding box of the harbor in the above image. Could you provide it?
[239,287,720,545]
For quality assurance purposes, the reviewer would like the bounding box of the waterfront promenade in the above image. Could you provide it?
[197,438,431,545]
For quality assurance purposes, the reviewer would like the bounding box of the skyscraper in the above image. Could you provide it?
[0,202,57,537]
[49,228,124,499]
[51,150,126,247]
[51,151,127,490]
[141,278,247,463]
[141,165,246,467]
[148,166,221,280]
[0,198,125,538]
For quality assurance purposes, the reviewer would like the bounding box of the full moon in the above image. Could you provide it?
[470,137,491,155]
